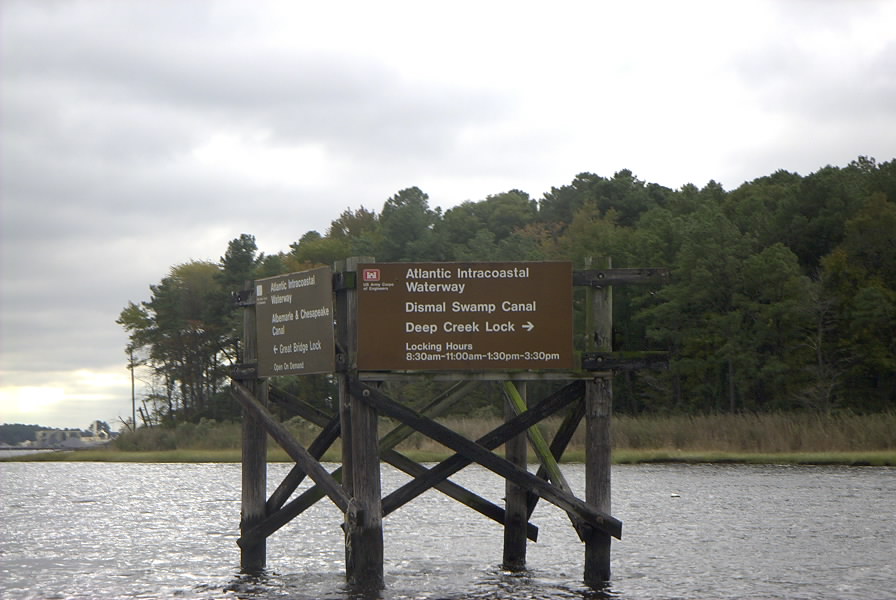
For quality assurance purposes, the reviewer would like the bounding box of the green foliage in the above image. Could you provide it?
[118,240,263,425]
[119,156,896,422]
[0,423,43,445]
[377,187,440,261]
[289,230,350,267]
[820,192,896,409]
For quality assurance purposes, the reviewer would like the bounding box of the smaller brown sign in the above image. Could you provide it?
[357,262,573,371]
[255,266,335,377]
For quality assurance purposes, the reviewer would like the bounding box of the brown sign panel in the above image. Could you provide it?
[255,266,335,377]
[357,262,573,371]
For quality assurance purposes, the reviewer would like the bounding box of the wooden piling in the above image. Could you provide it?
[502,382,528,571]
[336,257,384,590]
[240,283,267,573]
[585,259,613,586]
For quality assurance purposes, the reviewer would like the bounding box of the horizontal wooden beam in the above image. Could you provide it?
[232,288,255,307]
[582,351,669,371]
[573,268,669,287]
[358,371,604,381]
[231,363,258,381]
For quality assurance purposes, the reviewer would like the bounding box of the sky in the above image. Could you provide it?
[1,0,894,431]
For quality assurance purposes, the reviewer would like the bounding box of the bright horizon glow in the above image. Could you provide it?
[2,386,65,420]
[0,370,132,430]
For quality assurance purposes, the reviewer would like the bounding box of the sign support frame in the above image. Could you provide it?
[233,256,667,592]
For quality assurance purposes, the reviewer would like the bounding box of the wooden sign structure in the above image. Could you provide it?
[230,258,667,592]
[255,267,335,377]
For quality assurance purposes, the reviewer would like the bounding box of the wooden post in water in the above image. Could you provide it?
[503,382,528,570]
[585,259,613,586]
[240,282,268,572]
[336,257,384,590]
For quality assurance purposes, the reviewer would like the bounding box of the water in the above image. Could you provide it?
[1,462,893,599]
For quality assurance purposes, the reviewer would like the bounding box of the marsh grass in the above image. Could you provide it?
[612,411,895,453]
[398,411,896,455]
[6,411,893,464]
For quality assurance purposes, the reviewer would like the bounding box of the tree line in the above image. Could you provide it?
[118,156,896,426]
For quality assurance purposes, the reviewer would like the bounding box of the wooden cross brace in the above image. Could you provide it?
[234,380,541,548]
[350,378,622,540]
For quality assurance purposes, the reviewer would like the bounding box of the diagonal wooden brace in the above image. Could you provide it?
[356,379,622,540]
[382,448,539,542]
[238,380,538,547]
[231,381,350,512]
[527,399,586,517]
[266,415,341,513]
[503,381,589,542]
[379,379,585,517]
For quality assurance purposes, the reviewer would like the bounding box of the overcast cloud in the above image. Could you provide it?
[1,0,894,429]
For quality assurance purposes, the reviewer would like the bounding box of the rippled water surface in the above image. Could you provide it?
[1,462,893,599]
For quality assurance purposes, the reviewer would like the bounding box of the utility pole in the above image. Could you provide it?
[129,348,137,432]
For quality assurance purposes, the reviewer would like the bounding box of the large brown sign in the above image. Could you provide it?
[255,266,335,377]
[357,262,573,371]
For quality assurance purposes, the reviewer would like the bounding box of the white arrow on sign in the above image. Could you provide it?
[522,321,534,332]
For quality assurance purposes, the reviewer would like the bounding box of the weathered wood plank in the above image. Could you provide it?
[242,379,539,546]
[582,351,669,371]
[504,381,588,542]
[527,398,586,516]
[573,267,669,287]
[336,256,383,591]
[268,385,334,427]
[344,382,382,589]
[266,415,341,513]
[241,445,541,548]
[238,467,343,550]
[239,284,266,572]
[356,379,622,539]
[502,383,529,570]
[585,377,613,583]
[359,371,602,381]
[383,448,538,542]
[585,256,614,585]
[377,380,476,449]
[380,379,586,517]
[231,381,350,512]
[503,381,574,493]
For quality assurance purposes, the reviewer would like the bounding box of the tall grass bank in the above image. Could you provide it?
[8,412,893,465]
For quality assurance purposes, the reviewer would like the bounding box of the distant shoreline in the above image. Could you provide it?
[0,448,61,459]
[3,447,894,466]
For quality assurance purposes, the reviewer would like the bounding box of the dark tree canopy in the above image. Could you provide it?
[120,157,896,423]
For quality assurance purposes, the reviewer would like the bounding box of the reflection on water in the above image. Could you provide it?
[0,462,893,599]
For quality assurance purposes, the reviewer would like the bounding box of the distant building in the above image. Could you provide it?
[88,420,112,440]
[35,429,85,447]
